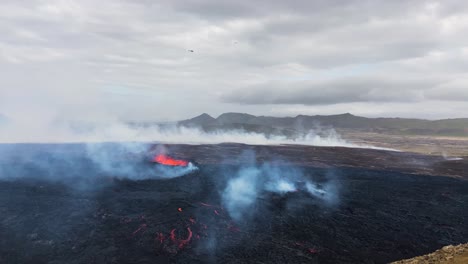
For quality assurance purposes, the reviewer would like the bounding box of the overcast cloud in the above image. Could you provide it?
[1,0,468,123]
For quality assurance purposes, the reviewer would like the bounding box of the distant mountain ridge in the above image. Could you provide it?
[179,112,468,137]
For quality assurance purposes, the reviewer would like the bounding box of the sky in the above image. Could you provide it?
[1,0,468,123]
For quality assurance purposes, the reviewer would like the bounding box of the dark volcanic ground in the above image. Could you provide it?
[0,143,467,264]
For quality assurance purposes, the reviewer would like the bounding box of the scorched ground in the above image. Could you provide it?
[0,143,467,264]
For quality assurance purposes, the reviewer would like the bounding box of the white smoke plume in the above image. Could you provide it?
[222,152,340,221]
[222,167,261,221]
[85,142,198,180]
[0,142,198,187]
[0,119,389,150]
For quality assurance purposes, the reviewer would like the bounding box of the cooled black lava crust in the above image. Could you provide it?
[0,144,467,264]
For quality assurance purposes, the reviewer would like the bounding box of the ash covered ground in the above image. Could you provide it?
[0,143,467,264]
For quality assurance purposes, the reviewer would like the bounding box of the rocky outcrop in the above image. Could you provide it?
[392,244,468,264]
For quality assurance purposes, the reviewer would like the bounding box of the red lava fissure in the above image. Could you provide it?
[153,154,189,166]
[131,224,147,236]
[170,228,193,249]
[294,242,320,255]
[126,201,241,255]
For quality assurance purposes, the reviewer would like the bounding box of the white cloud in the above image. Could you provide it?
[0,0,467,124]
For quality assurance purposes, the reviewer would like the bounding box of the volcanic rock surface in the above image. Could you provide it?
[158,143,468,179]
[0,143,467,264]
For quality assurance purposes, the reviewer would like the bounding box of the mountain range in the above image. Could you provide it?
[179,113,468,137]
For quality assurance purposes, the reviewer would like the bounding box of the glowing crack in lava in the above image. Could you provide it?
[153,154,189,166]
[170,228,193,249]
[151,153,198,178]
[148,202,241,255]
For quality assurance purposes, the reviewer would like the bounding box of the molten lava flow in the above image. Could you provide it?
[132,223,147,236]
[294,241,320,255]
[308,248,319,254]
[170,228,193,249]
[153,154,189,166]
[157,233,165,244]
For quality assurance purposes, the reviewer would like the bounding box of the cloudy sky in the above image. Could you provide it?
[1,0,468,123]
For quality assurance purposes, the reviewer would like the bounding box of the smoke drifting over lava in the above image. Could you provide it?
[0,143,198,187]
[222,151,340,222]
[86,143,198,181]
[0,118,383,150]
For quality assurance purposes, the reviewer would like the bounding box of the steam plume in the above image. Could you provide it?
[0,143,197,187]
[0,120,390,150]
[221,152,340,221]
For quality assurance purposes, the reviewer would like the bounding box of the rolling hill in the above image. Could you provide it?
[179,113,468,137]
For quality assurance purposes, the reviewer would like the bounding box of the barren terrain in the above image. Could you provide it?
[0,143,467,263]
[340,130,468,157]
[392,243,468,264]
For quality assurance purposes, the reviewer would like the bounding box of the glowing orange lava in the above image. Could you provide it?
[170,228,193,249]
[153,154,189,166]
